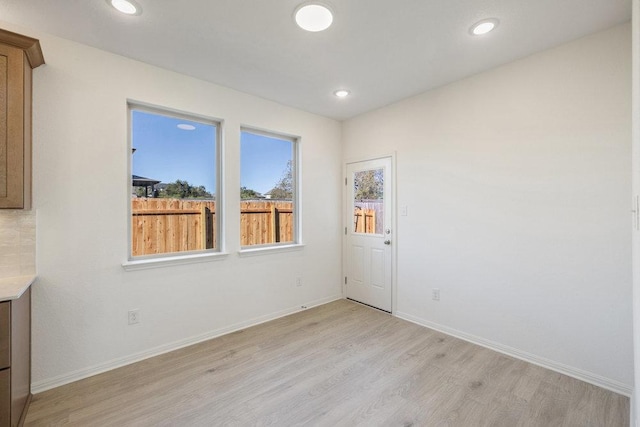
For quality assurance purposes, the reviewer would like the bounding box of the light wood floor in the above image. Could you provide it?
[25,300,629,426]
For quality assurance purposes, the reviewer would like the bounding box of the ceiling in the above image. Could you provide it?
[0,0,631,120]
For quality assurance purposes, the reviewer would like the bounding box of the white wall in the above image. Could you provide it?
[343,23,633,392]
[0,21,343,391]
[632,0,640,423]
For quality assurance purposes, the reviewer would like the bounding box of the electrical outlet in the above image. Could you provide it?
[296,277,303,287]
[128,309,140,325]
[432,289,440,301]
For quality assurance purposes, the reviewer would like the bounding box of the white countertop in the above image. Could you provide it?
[0,275,36,302]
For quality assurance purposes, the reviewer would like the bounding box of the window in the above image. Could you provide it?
[353,168,384,235]
[240,129,298,247]
[129,104,220,259]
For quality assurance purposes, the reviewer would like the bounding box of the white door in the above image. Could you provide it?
[345,157,393,312]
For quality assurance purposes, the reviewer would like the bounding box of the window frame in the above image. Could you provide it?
[125,101,225,265]
[239,126,302,252]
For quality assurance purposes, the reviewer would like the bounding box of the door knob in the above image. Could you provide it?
[384,240,391,245]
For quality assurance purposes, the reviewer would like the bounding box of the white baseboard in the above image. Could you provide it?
[31,294,343,394]
[395,311,632,397]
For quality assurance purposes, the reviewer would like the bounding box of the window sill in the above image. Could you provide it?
[238,243,305,257]
[122,252,229,271]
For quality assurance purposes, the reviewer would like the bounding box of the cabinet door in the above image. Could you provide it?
[0,302,9,370]
[11,288,30,426]
[0,43,25,208]
[0,369,9,427]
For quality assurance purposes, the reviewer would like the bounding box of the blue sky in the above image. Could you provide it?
[240,131,292,194]
[132,111,216,191]
[132,110,292,195]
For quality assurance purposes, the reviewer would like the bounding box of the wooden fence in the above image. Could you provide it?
[240,201,293,246]
[354,208,376,234]
[354,200,382,234]
[131,198,293,256]
[132,198,216,256]
[132,198,382,256]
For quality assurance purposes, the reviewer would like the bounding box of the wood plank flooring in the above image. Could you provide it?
[25,300,629,426]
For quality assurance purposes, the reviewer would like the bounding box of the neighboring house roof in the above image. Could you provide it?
[132,175,160,187]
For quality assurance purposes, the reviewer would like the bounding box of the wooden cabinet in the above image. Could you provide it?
[0,287,31,427]
[0,29,44,209]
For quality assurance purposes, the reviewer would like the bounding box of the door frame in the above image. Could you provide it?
[343,152,397,314]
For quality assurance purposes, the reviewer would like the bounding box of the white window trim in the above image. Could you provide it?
[122,251,229,271]
[126,101,224,266]
[239,126,301,249]
[238,243,305,257]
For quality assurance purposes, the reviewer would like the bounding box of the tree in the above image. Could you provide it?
[160,180,212,199]
[240,186,261,199]
[354,169,383,200]
[268,160,293,199]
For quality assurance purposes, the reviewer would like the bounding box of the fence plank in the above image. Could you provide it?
[179,213,188,253]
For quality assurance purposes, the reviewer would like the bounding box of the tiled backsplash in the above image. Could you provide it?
[0,210,35,278]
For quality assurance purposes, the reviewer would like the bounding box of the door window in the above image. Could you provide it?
[352,168,384,235]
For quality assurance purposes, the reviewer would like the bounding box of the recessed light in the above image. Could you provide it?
[470,18,499,36]
[177,124,196,131]
[294,3,334,32]
[107,0,142,15]
[334,89,350,98]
